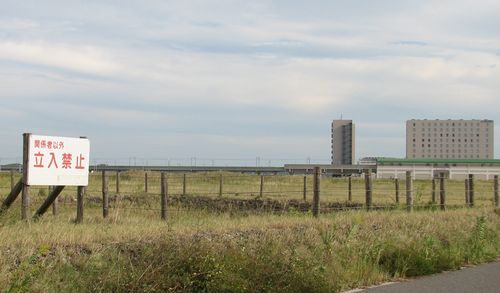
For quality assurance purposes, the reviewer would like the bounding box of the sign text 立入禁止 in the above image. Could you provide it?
[26,135,90,186]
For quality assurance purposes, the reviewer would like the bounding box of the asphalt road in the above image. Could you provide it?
[360,261,500,293]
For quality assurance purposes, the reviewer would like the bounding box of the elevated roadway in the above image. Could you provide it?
[1,164,376,175]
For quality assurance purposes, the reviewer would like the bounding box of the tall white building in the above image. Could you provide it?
[406,119,494,159]
[331,120,355,165]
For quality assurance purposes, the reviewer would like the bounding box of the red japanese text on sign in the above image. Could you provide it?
[27,135,90,186]
[33,139,65,150]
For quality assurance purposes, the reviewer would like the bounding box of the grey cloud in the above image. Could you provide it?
[392,41,428,46]
[1,0,499,160]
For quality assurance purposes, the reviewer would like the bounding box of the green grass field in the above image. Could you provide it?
[0,171,499,292]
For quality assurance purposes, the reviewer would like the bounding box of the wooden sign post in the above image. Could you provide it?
[1,134,90,222]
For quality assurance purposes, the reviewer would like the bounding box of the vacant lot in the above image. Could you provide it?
[0,171,499,292]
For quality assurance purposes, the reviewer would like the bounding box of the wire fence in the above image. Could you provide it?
[1,170,499,222]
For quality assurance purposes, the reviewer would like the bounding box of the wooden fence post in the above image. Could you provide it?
[76,186,85,223]
[494,175,499,208]
[440,174,446,211]
[144,171,148,193]
[431,178,436,204]
[219,173,223,197]
[102,170,109,218]
[365,170,372,211]
[10,169,14,190]
[312,167,320,217]
[75,135,86,223]
[116,171,120,194]
[465,179,470,205]
[21,133,31,220]
[406,171,413,212]
[303,175,307,201]
[468,174,474,207]
[161,172,168,220]
[33,186,65,219]
[395,178,400,204]
[0,180,23,215]
[259,175,264,197]
[50,186,58,216]
[348,176,352,202]
[182,173,186,197]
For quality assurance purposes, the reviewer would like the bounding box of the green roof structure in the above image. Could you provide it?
[376,158,500,165]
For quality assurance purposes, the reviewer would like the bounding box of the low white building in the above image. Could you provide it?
[376,158,500,180]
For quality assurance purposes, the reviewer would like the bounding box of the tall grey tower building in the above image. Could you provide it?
[331,120,355,165]
[406,119,494,159]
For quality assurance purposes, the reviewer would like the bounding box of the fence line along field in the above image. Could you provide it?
[1,170,498,214]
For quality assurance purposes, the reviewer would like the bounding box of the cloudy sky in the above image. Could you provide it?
[1,0,499,166]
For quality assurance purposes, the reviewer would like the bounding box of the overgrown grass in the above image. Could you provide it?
[0,205,498,292]
[1,171,499,292]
